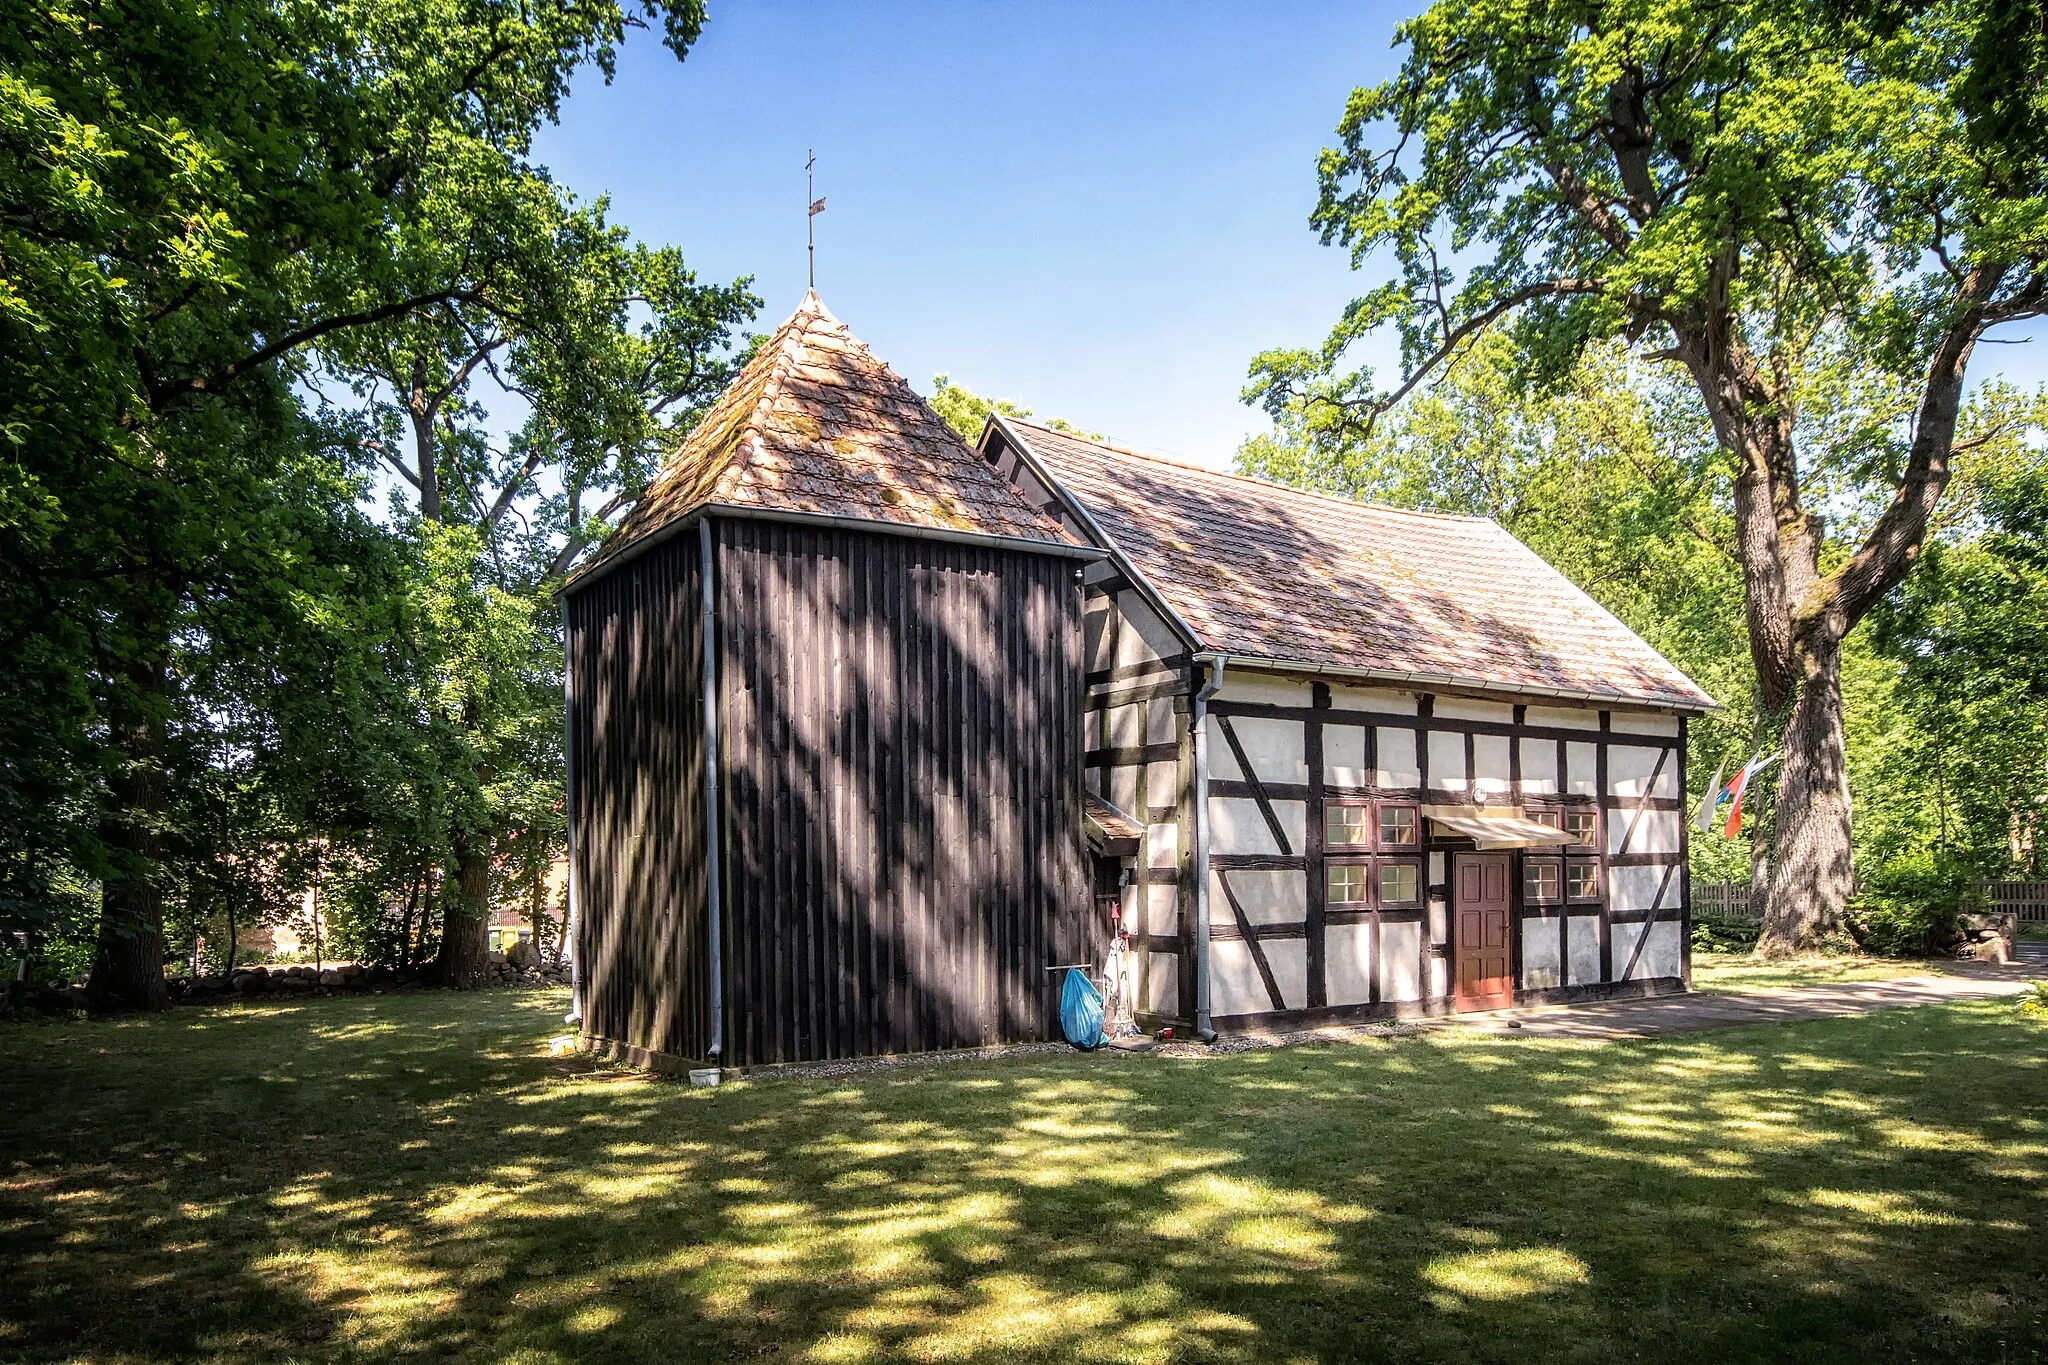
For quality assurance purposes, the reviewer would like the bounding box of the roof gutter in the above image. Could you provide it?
[1188,654,1227,1045]
[1196,651,1717,715]
[561,498,1104,599]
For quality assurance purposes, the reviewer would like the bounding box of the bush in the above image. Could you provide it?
[1849,853,1977,957]
[1691,915,1762,954]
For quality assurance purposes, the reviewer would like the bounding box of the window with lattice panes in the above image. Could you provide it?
[1525,858,1562,904]
[1379,860,1421,906]
[1325,804,1372,848]
[1568,857,1600,901]
[1564,807,1598,847]
[1378,803,1419,847]
[1328,862,1371,905]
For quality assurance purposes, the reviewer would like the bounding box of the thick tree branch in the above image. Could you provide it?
[151,292,471,408]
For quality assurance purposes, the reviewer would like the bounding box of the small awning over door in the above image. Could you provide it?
[1422,805,1575,851]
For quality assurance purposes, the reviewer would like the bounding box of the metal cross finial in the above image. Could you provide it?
[806,151,826,290]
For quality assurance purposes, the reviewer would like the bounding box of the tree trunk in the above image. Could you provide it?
[1757,636,1857,954]
[88,658,171,1012]
[436,834,491,987]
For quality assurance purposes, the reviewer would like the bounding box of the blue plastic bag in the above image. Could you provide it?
[1060,967,1104,1050]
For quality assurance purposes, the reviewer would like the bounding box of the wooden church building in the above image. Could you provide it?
[560,294,1714,1072]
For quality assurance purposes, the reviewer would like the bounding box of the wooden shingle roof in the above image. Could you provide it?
[572,295,1084,582]
[997,418,1715,712]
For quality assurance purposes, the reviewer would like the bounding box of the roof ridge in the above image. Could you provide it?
[1003,416,1493,526]
[713,297,823,499]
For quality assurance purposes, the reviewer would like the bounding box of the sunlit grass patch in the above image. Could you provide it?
[3,989,2045,1361]
[1690,952,1945,993]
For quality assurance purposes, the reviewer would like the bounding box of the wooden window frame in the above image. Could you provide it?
[1323,801,1375,850]
[1326,859,1374,907]
[1567,856,1601,904]
[1324,798,1423,853]
[1524,856,1563,907]
[1377,801,1422,852]
[1328,853,1424,910]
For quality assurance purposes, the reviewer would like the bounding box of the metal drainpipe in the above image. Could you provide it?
[1190,653,1227,1043]
[560,600,584,1027]
[700,518,725,1065]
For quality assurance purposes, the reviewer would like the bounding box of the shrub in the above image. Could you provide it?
[1691,915,1762,954]
[1849,853,1976,957]
[2017,981,2048,1020]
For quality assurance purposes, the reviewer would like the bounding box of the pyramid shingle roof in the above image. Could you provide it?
[574,295,1084,581]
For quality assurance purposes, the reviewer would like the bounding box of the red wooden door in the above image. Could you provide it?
[1454,854,1513,1011]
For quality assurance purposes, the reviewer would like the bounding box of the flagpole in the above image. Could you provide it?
[806,150,814,290]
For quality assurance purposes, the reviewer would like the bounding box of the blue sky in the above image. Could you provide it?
[532,2,2044,471]
[533,2,1415,468]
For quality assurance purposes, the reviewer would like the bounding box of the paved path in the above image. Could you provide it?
[1441,967,2036,1041]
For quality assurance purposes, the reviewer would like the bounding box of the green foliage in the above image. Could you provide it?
[0,0,752,999]
[1848,851,1978,956]
[926,375,1100,444]
[2017,981,2048,1020]
[1691,916,1764,954]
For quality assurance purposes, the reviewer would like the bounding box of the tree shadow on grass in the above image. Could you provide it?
[1,992,2044,1362]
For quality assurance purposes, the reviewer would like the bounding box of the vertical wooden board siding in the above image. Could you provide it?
[564,535,711,1063]
[714,519,1088,1067]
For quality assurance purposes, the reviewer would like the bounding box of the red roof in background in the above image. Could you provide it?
[572,295,1083,583]
[999,418,1714,712]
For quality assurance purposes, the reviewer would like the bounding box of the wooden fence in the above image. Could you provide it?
[1692,880,2048,922]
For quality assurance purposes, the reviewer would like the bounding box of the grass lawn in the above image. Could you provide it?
[1689,951,1965,994]
[2,991,2044,1363]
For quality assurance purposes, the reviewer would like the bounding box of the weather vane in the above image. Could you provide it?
[807,151,826,290]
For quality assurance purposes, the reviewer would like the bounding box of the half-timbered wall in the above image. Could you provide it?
[1202,668,1690,1027]
[1082,580,1192,1021]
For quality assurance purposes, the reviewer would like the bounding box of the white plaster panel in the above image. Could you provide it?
[1145,697,1178,744]
[1566,742,1600,796]
[1433,697,1515,723]
[1568,916,1603,985]
[1472,734,1512,798]
[1212,869,1307,926]
[1141,951,1178,1016]
[1429,955,1449,999]
[1207,732,1244,781]
[1526,705,1602,732]
[1608,744,1679,799]
[1208,798,1308,856]
[1264,938,1309,1011]
[1376,728,1421,789]
[1609,863,1683,911]
[1324,724,1369,787]
[1331,685,1418,715]
[1110,764,1139,817]
[1140,883,1180,935]
[1115,591,1182,667]
[1428,851,1446,886]
[1614,920,1683,980]
[1427,897,1448,946]
[1209,940,1270,1016]
[1144,761,1180,810]
[1146,822,1180,869]
[1107,702,1143,749]
[1326,923,1374,1006]
[1428,730,1468,792]
[1230,717,1308,785]
[1216,675,1315,708]
[1521,916,1562,990]
[1611,808,1682,857]
[1519,738,1560,795]
[1610,711,1682,738]
[1380,920,1423,1001]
